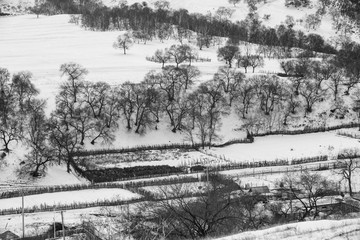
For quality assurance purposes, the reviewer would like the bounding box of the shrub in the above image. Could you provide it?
[190,165,206,172]
[83,165,184,183]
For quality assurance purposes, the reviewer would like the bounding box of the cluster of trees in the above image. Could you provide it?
[0,69,39,153]
[105,171,338,240]
[284,0,310,8]
[316,0,360,31]
[31,0,87,16]
[217,43,265,72]
[0,64,117,176]
[113,174,272,239]
[149,44,198,68]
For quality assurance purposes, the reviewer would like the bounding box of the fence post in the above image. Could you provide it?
[61,210,65,240]
[22,191,25,239]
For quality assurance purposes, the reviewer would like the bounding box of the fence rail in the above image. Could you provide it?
[250,122,360,137]
[72,138,252,157]
[0,175,203,199]
[145,56,211,63]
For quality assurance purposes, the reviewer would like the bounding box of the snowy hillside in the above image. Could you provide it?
[1,0,360,239]
[214,217,360,240]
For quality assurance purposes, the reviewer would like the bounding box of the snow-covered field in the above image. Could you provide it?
[0,206,103,237]
[77,149,218,169]
[0,188,140,211]
[207,131,360,163]
[230,167,360,193]
[73,131,360,172]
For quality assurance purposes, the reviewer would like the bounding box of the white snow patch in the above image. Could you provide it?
[0,188,141,211]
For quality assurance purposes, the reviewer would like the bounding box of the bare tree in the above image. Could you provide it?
[0,68,39,152]
[48,116,82,173]
[167,44,191,68]
[55,85,94,146]
[299,79,324,114]
[0,117,22,153]
[118,82,135,130]
[22,99,53,177]
[153,0,170,10]
[235,78,256,119]
[281,92,301,125]
[198,80,228,131]
[156,23,173,43]
[113,31,134,55]
[214,66,245,93]
[237,55,252,73]
[215,6,235,21]
[214,66,245,106]
[217,45,239,68]
[179,65,200,90]
[152,49,170,68]
[351,88,360,130]
[255,75,286,115]
[82,81,110,118]
[280,60,295,76]
[335,149,360,196]
[59,62,88,103]
[279,171,336,220]
[163,93,191,133]
[248,55,265,73]
[304,13,322,31]
[89,119,115,145]
[156,66,186,102]
[11,71,39,113]
[104,87,121,128]
[132,83,159,134]
[327,69,345,101]
[196,33,212,50]
[310,60,336,93]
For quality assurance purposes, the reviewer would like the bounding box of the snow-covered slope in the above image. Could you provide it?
[214,217,360,240]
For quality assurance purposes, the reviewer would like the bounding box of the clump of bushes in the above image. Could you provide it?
[83,165,183,182]
[285,0,310,8]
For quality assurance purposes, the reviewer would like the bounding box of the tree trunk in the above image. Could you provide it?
[80,133,85,145]
[33,164,41,177]
[3,139,10,153]
[126,118,132,130]
[66,159,71,173]
[348,177,352,196]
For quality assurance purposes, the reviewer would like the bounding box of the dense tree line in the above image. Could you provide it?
[33,0,336,55]
[80,2,335,54]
